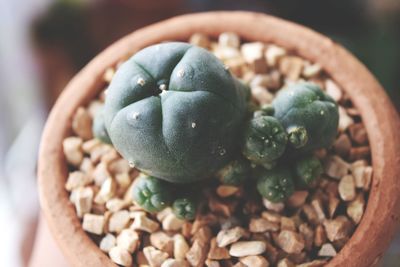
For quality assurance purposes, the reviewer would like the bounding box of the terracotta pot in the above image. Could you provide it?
[38,11,400,267]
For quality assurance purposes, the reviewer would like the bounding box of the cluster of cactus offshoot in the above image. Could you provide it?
[131,174,197,221]
[223,81,339,204]
[94,42,339,220]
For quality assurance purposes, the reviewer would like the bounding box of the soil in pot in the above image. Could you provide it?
[62,32,372,266]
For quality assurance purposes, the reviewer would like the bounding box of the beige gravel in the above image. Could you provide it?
[63,32,372,267]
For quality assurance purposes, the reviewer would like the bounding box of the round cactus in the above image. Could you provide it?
[103,42,249,183]
[93,109,112,144]
[272,82,339,154]
[256,167,295,203]
[242,115,288,168]
[294,155,323,186]
[132,174,173,212]
[172,197,197,220]
[216,157,252,186]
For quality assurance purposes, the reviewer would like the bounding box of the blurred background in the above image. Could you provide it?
[0,0,399,266]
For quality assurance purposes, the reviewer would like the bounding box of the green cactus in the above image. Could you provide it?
[172,197,197,220]
[256,166,295,203]
[132,174,173,212]
[103,42,249,183]
[242,115,288,168]
[272,82,339,154]
[93,109,112,144]
[294,155,323,186]
[216,157,252,186]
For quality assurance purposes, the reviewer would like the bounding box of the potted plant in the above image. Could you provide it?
[38,12,400,267]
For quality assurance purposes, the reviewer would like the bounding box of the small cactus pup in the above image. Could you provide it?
[216,157,252,186]
[92,108,112,144]
[272,82,339,154]
[172,197,197,221]
[256,166,295,203]
[132,174,173,213]
[102,42,249,183]
[293,155,323,187]
[242,115,288,169]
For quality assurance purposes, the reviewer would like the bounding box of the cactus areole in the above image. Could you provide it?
[103,42,249,183]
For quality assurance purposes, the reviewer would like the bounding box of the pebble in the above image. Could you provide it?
[117,229,139,253]
[130,213,160,233]
[161,259,190,267]
[339,107,354,131]
[351,161,373,191]
[297,260,327,267]
[189,33,210,48]
[208,238,230,260]
[314,225,327,247]
[103,67,115,83]
[99,233,116,252]
[73,187,94,218]
[318,243,337,257]
[92,162,111,186]
[277,258,295,267]
[338,175,356,201]
[229,241,267,257]
[286,191,309,208]
[249,218,280,233]
[251,86,274,104]
[94,178,116,205]
[333,134,352,157]
[279,56,304,81]
[325,79,342,102]
[150,231,173,255]
[65,171,92,191]
[265,45,286,67]
[240,255,270,267]
[323,216,353,242]
[186,240,208,267]
[324,156,349,179]
[349,123,368,145]
[216,227,246,247]
[328,196,340,218]
[82,214,105,235]
[143,246,169,267]
[72,107,93,140]
[216,185,239,197]
[347,193,365,224]
[63,137,83,166]
[303,63,322,78]
[277,230,305,254]
[261,211,281,223]
[162,213,185,231]
[262,198,285,212]
[108,246,132,266]
[218,32,240,48]
[106,198,128,212]
[173,234,190,260]
[108,210,130,233]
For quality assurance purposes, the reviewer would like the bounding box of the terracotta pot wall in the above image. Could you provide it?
[38,12,400,267]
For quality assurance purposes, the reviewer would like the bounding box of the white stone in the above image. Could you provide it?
[229,241,266,257]
[108,246,132,266]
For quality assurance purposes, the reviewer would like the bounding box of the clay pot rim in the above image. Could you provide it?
[38,11,400,267]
